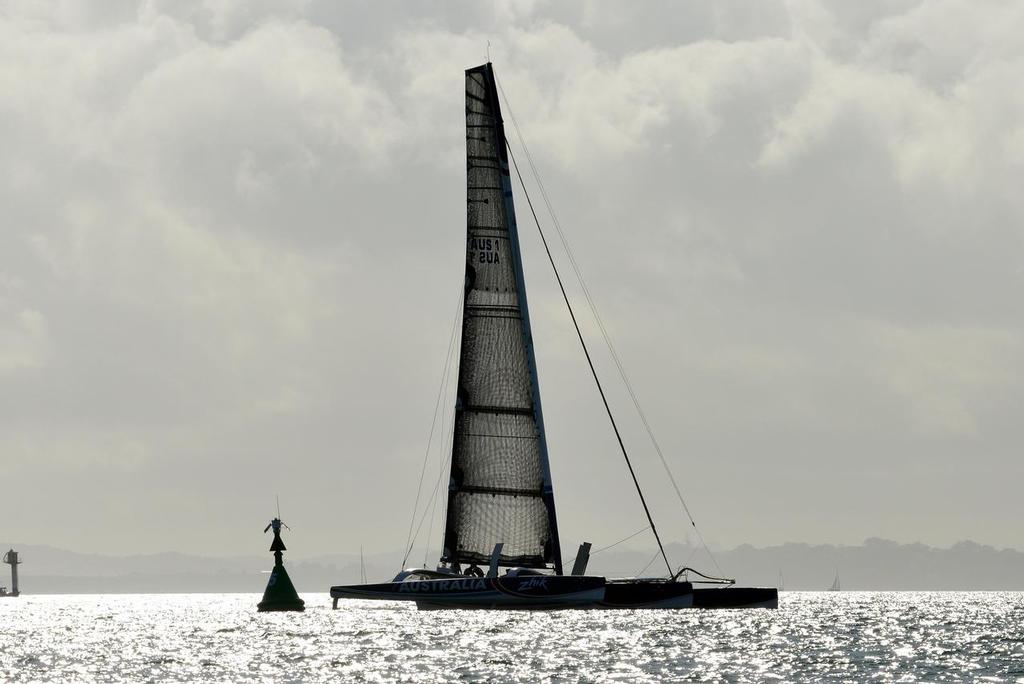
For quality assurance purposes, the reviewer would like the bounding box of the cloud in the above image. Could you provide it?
[0,304,49,373]
[866,321,1021,437]
[1,0,1022,556]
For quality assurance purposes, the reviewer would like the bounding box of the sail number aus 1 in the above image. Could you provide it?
[469,237,500,264]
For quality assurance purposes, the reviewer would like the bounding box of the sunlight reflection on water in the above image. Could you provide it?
[1,592,1022,682]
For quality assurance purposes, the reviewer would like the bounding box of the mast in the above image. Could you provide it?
[441,63,563,574]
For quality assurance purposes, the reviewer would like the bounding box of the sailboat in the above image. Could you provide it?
[330,62,777,610]
[827,571,841,591]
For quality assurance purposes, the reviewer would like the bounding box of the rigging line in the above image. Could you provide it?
[424,298,465,566]
[590,526,651,555]
[506,142,673,579]
[495,78,726,578]
[414,443,453,567]
[421,372,448,567]
[635,549,663,578]
[425,441,453,565]
[422,412,447,566]
[401,288,461,567]
[409,381,457,569]
[563,525,651,568]
[401,288,464,570]
[424,333,460,567]
[672,566,734,585]
[422,468,441,566]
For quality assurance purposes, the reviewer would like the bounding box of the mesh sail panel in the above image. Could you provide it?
[441,64,561,572]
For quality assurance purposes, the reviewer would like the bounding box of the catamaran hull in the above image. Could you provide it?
[599,581,778,609]
[601,581,694,608]
[331,575,606,610]
[692,587,778,609]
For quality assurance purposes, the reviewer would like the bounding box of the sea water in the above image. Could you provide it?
[1,592,1021,682]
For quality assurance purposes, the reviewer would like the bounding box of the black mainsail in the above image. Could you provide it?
[440,63,562,574]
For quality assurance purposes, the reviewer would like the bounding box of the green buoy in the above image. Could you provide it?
[257,517,305,612]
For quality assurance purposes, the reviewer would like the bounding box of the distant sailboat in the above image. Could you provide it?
[330,62,777,610]
[827,571,841,591]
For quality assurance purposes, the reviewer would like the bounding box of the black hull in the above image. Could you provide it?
[692,587,778,609]
[601,581,777,609]
[602,580,694,608]
[331,575,605,610]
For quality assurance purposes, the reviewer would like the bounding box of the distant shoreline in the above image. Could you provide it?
[3,538,1023,592]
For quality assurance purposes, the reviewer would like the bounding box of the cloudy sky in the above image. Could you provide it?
[2,0,1022,565]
